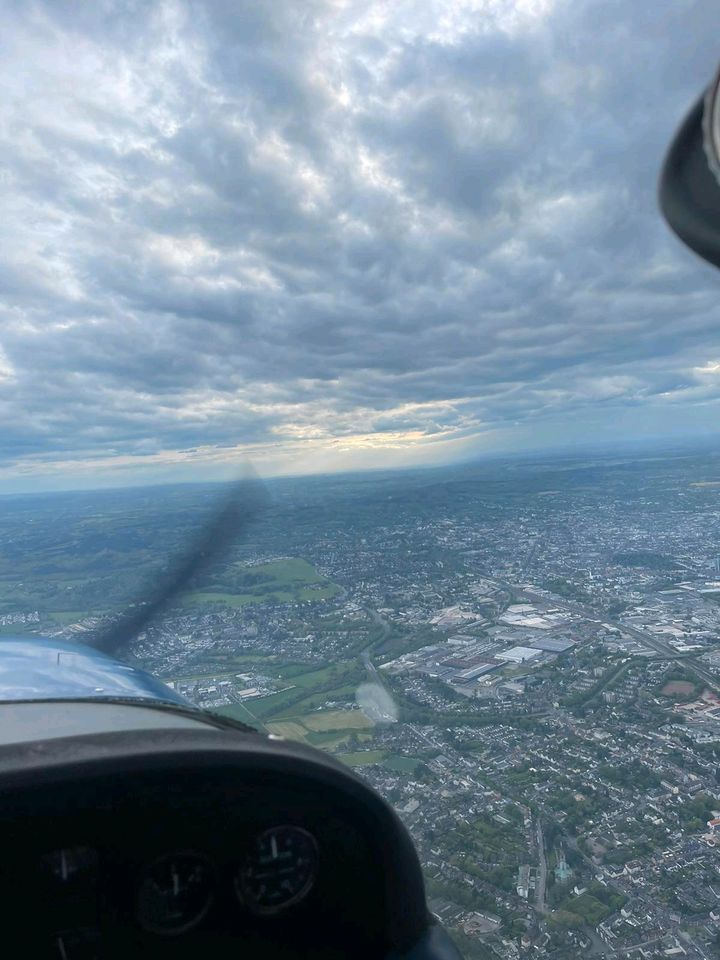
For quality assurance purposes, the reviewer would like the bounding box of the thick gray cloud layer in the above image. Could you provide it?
[1,0,720,487]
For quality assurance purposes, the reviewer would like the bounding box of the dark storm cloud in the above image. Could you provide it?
[1,0,720,483]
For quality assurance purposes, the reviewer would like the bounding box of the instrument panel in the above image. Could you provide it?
[0,722,432,959]
[5,770,387,958]
[41,824,321,954]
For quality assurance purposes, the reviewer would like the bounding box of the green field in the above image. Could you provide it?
[305,730,373,749]
[274,683,360,718]
[263,707,374,747]
[337,750,387,767]
[303,708,373,732]
[183,558,340,609]
[383,754,422,774]
[241,685,313,719]
[276,663,341,688]
[252,660,365,720]
[215,657,376,748]
[266,720,307,740]
[237,558,325,585]
[213,702,266,726]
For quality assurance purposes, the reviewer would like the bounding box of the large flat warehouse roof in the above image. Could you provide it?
[526,637,574,652]
[496,646,543,663]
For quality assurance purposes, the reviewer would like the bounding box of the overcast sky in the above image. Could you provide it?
[2,0,720,492]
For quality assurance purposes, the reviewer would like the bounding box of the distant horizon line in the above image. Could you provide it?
[1,433,719,501]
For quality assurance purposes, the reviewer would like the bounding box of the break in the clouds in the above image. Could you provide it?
[1,0,720,489]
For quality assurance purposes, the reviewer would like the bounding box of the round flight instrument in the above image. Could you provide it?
[236,825,318,915]
[136,852,213,935]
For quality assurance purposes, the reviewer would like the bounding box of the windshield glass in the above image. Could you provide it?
[2,3,720,957]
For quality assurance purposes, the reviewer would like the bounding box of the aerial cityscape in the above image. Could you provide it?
[3,0,720,954]
[3,447,720,959]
